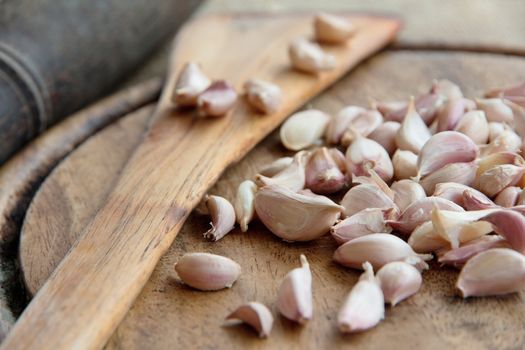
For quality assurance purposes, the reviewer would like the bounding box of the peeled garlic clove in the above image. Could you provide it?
[345,136,393,182]
[256,151,307,192]
[225,302,273,338]
[289,38,336,73]
[462,189,498,211]
[243,79,282,114]
[280,109,330,150]
[408,221,450,253]
[340,184,397,218]
[172,62,211,107]
[174,253,241,291]
[476,98,514,123]
[436,98,475,132]
[330,208,392,244]
[433,182,492,209]
[456,248,525,297]
[376,261,422,306]
[340,110,383,145]
[325,106,365,144]
[420,161,478,195]
[277,255,313,324]
[478,164,525,197]
[305,147,346,194]
[480,128,522,156]
[416,131,478,179]
[438,235,509,268]
[334,233,431,270]
[395,97,432,154]
[482,209,525,254]
[203,195,236,241]
[368,121,401,156]
[390,179,426,212]
[314,13,355,44]
[338,262,384,333]
[254,185,342,241]
[494,186,521,208]
[432,79,463,100]
[259,157,294,177]
[234,180,258,232]
[197,80,238,117]
[392,149,418,180]
[454,110,490,144]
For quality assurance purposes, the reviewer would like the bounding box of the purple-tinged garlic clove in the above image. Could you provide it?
[391,179,427,212]
[376,261,422,306]
[395,97,432,154]
[225,302,274,338]
[433,182,493,209]
[494,186,522,208]
[256,151,307,192]
[462,189,498,210]
[454,110,490,144]
[244,79,282,114]
[485,81,525,100]
[280,109,330,150]
[482,209,525,254]
[340,109,383,145]
[289,38,336,73]
[476,98,514,123]
[203,195,236,241]
[438,235,509,268]
[325,106,365,144]
[345,136,393,182]
[197,80,238,117]
[340,184,397,218]
[305,147,347,194]
[419,161,478,195]
[277,255,313,324]
[373,100,407,121]
[368,121,401,156]
[330,208,392,245]
[314,13,355,44]
[436,98,475,132]
[172,62,211,107]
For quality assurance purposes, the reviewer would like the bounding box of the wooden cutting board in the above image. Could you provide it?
[19,50,525,349]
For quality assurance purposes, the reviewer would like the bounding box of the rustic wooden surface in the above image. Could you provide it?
[20,51,525,349]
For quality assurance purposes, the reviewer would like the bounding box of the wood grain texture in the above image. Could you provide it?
[20,51,525,349]
[2,13,400,350]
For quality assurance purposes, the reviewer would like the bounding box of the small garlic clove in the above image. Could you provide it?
[305,147,347,194]
[314,13,355,44]
[392,149,418,180]
[376,261,422,306]
[345,136,393,182]
[419,161,478,195]
[259,157,294,177]
[330,208,392,245]
[277,255,313,324]
[325,106,365,144]
[477,164,525,197]
[197,80,238,117]
[234,180,258,232]
[386,90,444,125]
[482,209,525,254]
[225,302,274,338]
[438,235,509,268]
[480,128,522,157]
[340,110,383,145]
[408,221,450,253]
[494,186,522,208]
[476,98,514,123]
[462,189,498,210]
[454,110,490,144]
[254,185,342,241]
[333,233,432,270]
[485,81,525,99]
[368,121,401,156]
[256,151,307,192]
[243,79,282,114]
[280,109,330,150]
[433,182,493,209]
[172,62,211,107]
[203,195,236,241]
[373,100,407,121]
[432,79,463,100]
[391,179,427,212]
[456,248,525,297]
[337,262,384,333]
[289,38,336,73]
[174,253,241,291]
[436,98,475,132]
[395,97,432,154]
[340,184,397,218]
[488,122,506,142]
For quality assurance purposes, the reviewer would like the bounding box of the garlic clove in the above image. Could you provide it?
[254,185,342,241]
[376,261,422,306]
[314,13,355,44]
[438,235,509,268]
[480,128,522,157]
[476,98,514,123]
[325,106,365,144]
[477,164,525,197]
[259,157,294,177]
[395,97,432,154]
[391,179,427,212]
[485,81,525,100]
[436,98,475,132]
[392,149,418,180]
[454,110,490,144]
[345,136,393,182]
[456,248,525,297]
[462,189,498,210]
[243,79,282,114]
[172,62,211,107]
[305,147,347,194]
[353,167,395,200]
[419,161,478,195]
[494,186,521,208]
[328,148,348,173]
[234,180,258,232]
[488,122,506,142]
[197,80,238,117]
[432,79,463,100]
[289,38,336,73]
[225,302,274,338]
[476,152,525,188]
[174,253,241,291]
[256,151,307,192]
[203,195,236,241]
[373,100,407,121]
[280,109,330,150]
[433,182,493,209]
[340,110,383,146]
[408,221,450,253]
[368,121,401,156]
[517,189,525,206]
[506,100,525,140]
[277,255,313,324]
[482,209,525,254]
[386,90,444,125]
[330,208,392,245]
[340,184,397,218]
[337,262,384,333]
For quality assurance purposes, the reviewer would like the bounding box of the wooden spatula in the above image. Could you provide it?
[2,13,400,349]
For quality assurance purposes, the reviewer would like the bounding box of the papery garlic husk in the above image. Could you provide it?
[480,128,522,157]
[172,62,211,107]
[482,209,525,254]
[280,109,330,150]
[305,147,347,194]
[314,13,355,44]
[254,185,342,241]
[476,98,514,123]
[438,235,509,268]
[420,161,478,195]
[234,180,258,232]
[432,79,463,100]
[392,149,418,180]
[395,97,432,153]
[387,90,444,125]
[333,233,432,270]
[225,302,274,338]
[462,189,498,210]
[340,110,383,146]
[433,182,493,209]
[174,253,241,291]
[345,136,393,182]
[340,184,397,218]
[277,254,313,324]
[477,164,525,198]
[368,121,401,156]
[456,248,525,297]
[204,195,236,241]
[436,97,475,132]
[494,186,522,208]
[337,262,384,333]
[330,208,393,245]
[391,179,427,212]
[256,151,307,192]
[454,110,490,144]
[244,79,282,114]
[376,261,422,306]
[197,80,238,117]
[289,38,336,73]
[325,106,365,144]
[259,157,294,177]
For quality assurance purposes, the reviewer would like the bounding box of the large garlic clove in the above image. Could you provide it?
[174,253,241,291]
[172,62,211,107]
[345,136,393,182]
[433,182,493,209]
[197,81,238,117]
[225,302,274,338]
[314,13,355,44]
[277,255,313,324]
[234,180,258,232]
[408,221,450,253]
[333,233,432,270]
[391,179,427,212]
[395,97,432,153]
[376,261,422,306]
[477,164,525,197]
[340,110,383,145]
[433,79,463,100]
[392,149,418,180]
[203,195,236,241]
[480,128,522,156]
[462,189,498,210]
[330,208,392,245]
[305,147,347,194]
[340,184,397,218]
[289,38,336,73]
[419,161,478,195]
[438,235,509,268]
[454,110,490,144]
[368,121,401,156]
[256,151,307,192]
[280,109,330,150]
[494,186,522,208]
[482,209,525,254]
[476,98,514,123]
[436,98,475,132]
[456,248,525,297]
[244,79,282,114]
[254,185,342,241]
[337,262,384,333]
[325,106,365,144]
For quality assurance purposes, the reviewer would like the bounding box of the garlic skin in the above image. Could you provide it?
[345,136,393,182]
[172,62,211,107]
[244,79,282,114]
[395,97,432,153]
[494,186,521,207]
[305,147,347,194]
[280,109,330,151]
[433,182,493,209]
[482,209,525,254]
[225,302,274,338]
[408,221,450,253]
[392,149,418,180]
[277,255,313,324]
[340,184,397,218]
[197,80,238,117]
[254,185,342,241]
[314,13,355,44]
[420,161,478,195]
[376,261,422,306]
[338,262,384,333]
[330,208,392,245]
[476,151,525,181]
[340,110,383,145]
[289,38,336,73]
[368,121,401,156]
[259,157,294,177]
[391,180,427,212]
[174,253,241,291]
[436,98,475,132]
[454,110,490,144]
[476,98,514,123]
[438,235,509,268]
[325,106,365,144]
[234,180,258,232]
[456,248,525,298]
[477,164,525,197]
[256,151,307,192]
[204,195,236,241]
